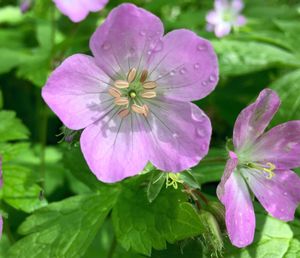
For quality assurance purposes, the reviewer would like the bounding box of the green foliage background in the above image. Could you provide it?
[0,0,300,257]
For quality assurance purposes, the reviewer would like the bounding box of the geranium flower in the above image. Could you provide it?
[53,0,109,22]
[42,4,219,183]
[217,89,300,247]
[206,0,246,38]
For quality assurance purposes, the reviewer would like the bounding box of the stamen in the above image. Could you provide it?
[115,97,129,106]
[108,87,122,98]
[166,173,184,189]
[141,91,157,99]
[263,162,276,179]
[140,70,148,83]
[118,109,130,118]
[143,104,149,116]
[114,80,129,89]
[143,81,157,90]
[127,68,137,83]
[131,104,145,114]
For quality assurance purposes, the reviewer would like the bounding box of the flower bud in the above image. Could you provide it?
[206,201,226,232]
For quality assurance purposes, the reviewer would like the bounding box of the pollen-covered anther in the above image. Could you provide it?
[108,87,122,98]
[141,91,156,99]
[131,104,146,115]
[114,80,129,89]
[143,81,157,90]
[118,108,130,118]
[143,104,149,116]
[114,97,129,106]
[127,68,137,83]
[140,70,148,83]
[263,162,276,179]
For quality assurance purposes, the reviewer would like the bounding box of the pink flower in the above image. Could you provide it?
[217,89,300,247]
[206,0,246,38]
[42,4,219,183]
[53,0,109,22]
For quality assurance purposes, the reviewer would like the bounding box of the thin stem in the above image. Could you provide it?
[107,235,117,258]
[194,190,209,205]
[4,218,15,244]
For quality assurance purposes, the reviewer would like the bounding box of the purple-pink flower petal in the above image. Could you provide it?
[53,0,108,22]
[42,54,112,130]
[233,89,280,151]
[146,100,212,172]
[147,29,219,101]
[244,169,300,221]
[221,172,255,248]
[215,22,232,37]
[90,3,164,77]
[80,114,149,183]
[250,121,300,169]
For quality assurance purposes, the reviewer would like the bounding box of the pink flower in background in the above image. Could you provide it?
[206,0,246,38]
[0,158,3,239]
[217,89,300,248]
[53,0,109,22]
[42,4,219,183]
[20,0,32,13]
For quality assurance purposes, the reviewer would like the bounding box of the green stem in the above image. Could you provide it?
[107,235,117,258]
[4,218,15,244]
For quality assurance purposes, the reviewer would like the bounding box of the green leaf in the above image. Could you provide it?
[270,69,300,125]
[0,111,29,142]
[147,170,166,203]
[0,6,23,24]
[191,148,227,185]
[7,187,120,258]
[224,207,300,257]
[212,40,300,76]
[2,165,47,213]
[0,48,30,74]
[112,178,205,255]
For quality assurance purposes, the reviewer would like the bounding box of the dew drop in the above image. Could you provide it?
[202,81,207,86]
[283,192,288,196]
[196,128,205,137]
[170,70,176,76]
[101,42,111,51]
[180,68,187,74]
[139,30,146,36]
[172,133,179,138]
[209,74,217,82]
[194,63,200,69]
[147,50,152,55]
[197,43,206,51]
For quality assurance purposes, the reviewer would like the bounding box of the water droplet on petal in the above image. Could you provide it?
[102,42,111,51]
[147,50,152,55]
[209,74,217,82]
[153,40,164,52]
[197,43,207,51]
[196,128,205,137]
[180,68,187,74]
[194,63,200,69]
[139,30,146,36]
[170,70,176,76]
[172,133,179,138]
[283,192,288,196]
[202,81,207,86]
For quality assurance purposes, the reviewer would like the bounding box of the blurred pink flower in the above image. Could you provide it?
[206,0,246,37]
[53,0,109,22]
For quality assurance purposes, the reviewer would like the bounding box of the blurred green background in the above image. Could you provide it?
[0,0,300,257]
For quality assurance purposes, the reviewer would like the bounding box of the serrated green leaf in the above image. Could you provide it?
[0,142,30,161]
[112,179,205,255]
[270,69,300,125]
[213,40,300,76]
[2,165,47,213]
[224,207,300,257]
[7,187,120,258]
[0,111,29,142]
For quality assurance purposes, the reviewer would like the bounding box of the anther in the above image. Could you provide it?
[114,80,129,89]
[141,91,157,99]
[143,81,157,90]
[108,87,122,98]
[127,68,137,83]
[115,97,129,106]
[118,109,130,118]
[143,104,149,116]
[131,104,145,115]
[140,70,148,83]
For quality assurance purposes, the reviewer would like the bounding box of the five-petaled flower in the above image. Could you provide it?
[53,0,109,22]
[42,4,219,183]
[217,89,300,248]
[206,0,246,38]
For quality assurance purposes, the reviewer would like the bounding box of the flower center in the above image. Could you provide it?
[166,173,184,189]
[245,162,276,179]
[108,67,157,118]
